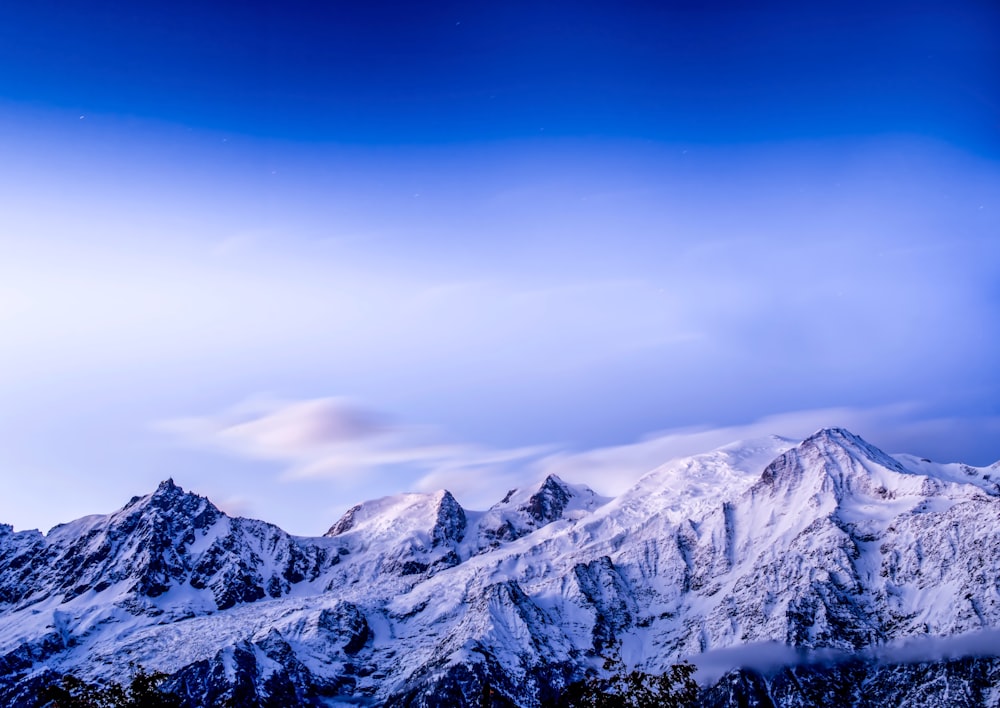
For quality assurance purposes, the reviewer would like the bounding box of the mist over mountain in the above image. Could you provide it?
[3,428,999,706]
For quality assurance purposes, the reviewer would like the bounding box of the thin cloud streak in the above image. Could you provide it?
[157,397,553,491]
[158,397,1000,512]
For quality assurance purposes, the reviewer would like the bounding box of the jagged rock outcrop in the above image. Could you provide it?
[476,474,607,548]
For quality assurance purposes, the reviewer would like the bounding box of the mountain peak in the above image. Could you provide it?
[324,490,466,546]
[113,479,224,533]
[154,477,181,496]
[433,490,466,546]
[800,428,883,455]
[801,427,906,471]
[474,474,607,549]
[524,475,573,524]
[755,426,911,503]
[806,426,850,439]
[803,427,860,446]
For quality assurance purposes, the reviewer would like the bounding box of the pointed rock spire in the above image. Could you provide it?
[524,474,573,524]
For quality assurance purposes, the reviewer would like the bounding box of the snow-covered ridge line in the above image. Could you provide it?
[2,428,998,707]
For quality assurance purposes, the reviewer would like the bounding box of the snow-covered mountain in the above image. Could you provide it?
[2,428,999,706]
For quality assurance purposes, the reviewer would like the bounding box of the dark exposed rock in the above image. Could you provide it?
[573,556,637,654]
[317,602,371,655]
[432,491,467,546]
[325,503,362,537]
[524,476,573,525]
[478,474,595,547]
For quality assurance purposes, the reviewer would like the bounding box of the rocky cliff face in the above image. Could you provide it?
[1,429,999,706]
[0,479,337,618]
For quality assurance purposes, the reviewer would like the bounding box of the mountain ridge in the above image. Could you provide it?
[2,428,999,706]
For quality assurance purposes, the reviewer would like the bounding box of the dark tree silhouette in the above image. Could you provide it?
[547,640,699,708]
[36,663,182,708]
[551,664,698,708]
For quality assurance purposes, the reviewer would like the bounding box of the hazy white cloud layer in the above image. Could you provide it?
[158,397,553,506]
[160,396,1000,512]
[691,629,1000,684]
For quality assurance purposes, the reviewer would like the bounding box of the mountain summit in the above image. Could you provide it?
[2,428,999,706]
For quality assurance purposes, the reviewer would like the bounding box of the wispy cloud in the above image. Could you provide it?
[158,396,1000,511]
[157,397,552,498]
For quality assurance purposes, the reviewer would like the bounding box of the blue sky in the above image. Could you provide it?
[1,1,998,534]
